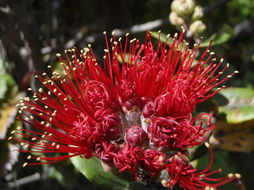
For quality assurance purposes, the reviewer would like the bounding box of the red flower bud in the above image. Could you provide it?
[125,125,148,146]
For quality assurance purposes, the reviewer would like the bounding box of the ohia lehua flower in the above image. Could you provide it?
[11,31,240,190]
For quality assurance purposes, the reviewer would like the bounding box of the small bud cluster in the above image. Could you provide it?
[169,0,206,36]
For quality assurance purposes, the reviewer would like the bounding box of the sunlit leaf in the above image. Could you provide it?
[217,87,254,123]
[0,75,7,101]
[209,87,254,152]
[70,156,130,190]
[0,74,18,101]
[117,53,131,64]
[4,74,18,97]
[200,32,232,47]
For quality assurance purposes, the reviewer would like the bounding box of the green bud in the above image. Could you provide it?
[169,12,184,26]
[189,20,206,34]
[192,6,204,20]
[171,0,195,17]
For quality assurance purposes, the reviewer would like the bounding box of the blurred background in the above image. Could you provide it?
[0,0,254,189]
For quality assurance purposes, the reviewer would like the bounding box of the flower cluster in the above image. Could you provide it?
[12,31,240,189]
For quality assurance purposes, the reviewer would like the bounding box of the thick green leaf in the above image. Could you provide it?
[4,74,18,97]
[117,53,133,64]
[44,162,80,189]
[189,144,207,161]
[0,74,18,101]
[197,150,236,174]
[200,32,232,47]
[0,75,7,100]
[196,99,218,115]
[209,87,254,152]
[217,87,254,123]
[70,156,130,190]
[196,150,238,190]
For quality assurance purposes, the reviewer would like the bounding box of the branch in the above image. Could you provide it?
[8,173,40,188]
[113,18,169,36]
[64,18,169,49]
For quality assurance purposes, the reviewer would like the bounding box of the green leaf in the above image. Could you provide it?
[0,74,18,101]
[0,75,7,101]
[189,144,207,161]
[200,32,232,47]
[70,156,130,190]
[117,53,132,64]
[197,151,236,174]
[196,99,218,115]
[209,87,254,152]
[217,87,254,123]
[44,162,79,189]
[196,150,238,190]
[4,74,18,97]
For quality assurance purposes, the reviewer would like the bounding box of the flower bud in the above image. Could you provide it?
[189,20,206,34]
[125,125,148,146]
[171,0,195,17]
[192,6,204,20]
[169,12,184,26]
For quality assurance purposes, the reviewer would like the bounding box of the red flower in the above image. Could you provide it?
[163,148,239,190]
[148,113,214,151]
[142,149,166,177]
[111,144,143,177]
[95,142,119,163]
[11,31,239,189]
